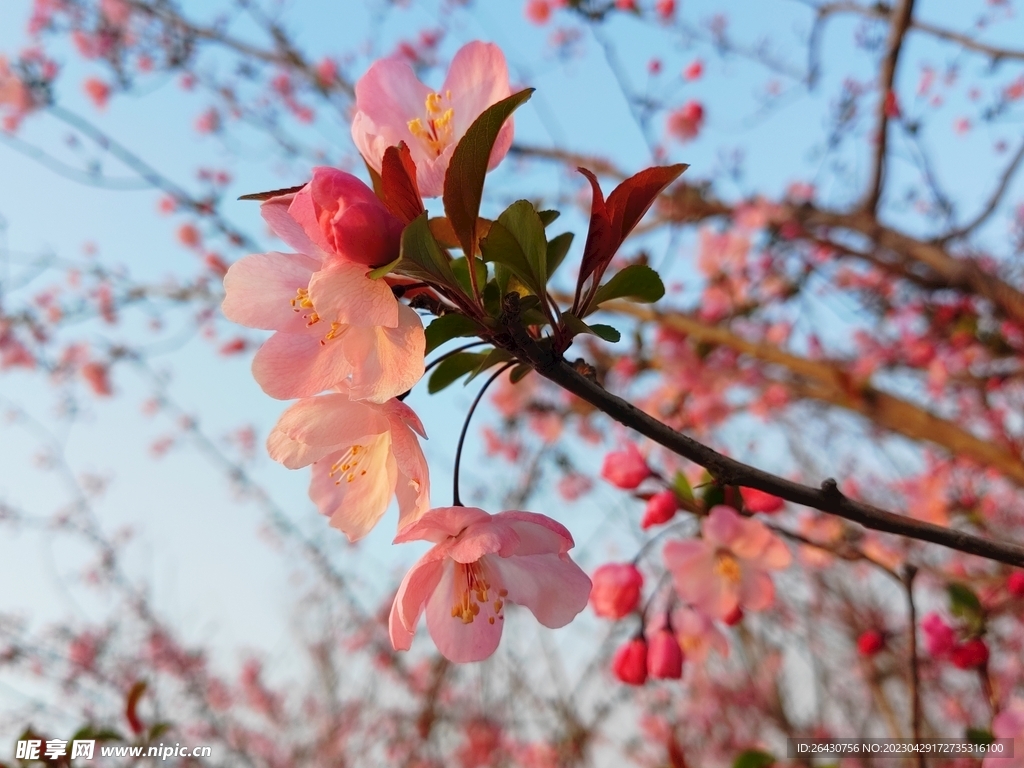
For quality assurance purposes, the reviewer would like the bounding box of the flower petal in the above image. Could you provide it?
[394,506,490,544]
[441,42,513,139]
[425,559,504,662]
[266,394,386,468]
[492,511,575,555]
[251,331,352,399]
[393,547,447,633]
[492,553,591,628]
[222,252,319,331]
[387,409,431,532]
[447,520,520,564]
[351,56,431,168]
[309,436,397,541]
[738,567,775,612]
[342,304,425,402]
[261,195,324,257]
[308,259,399,328]
[702,505,746,549]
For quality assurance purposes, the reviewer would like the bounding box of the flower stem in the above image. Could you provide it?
[453,362,516,506]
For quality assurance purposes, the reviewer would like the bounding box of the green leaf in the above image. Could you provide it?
[467,347,513,382]
[394,212,460,290]
[148,722,172,741]
[672,472,694,502]
[368,254,401,280]
[509,363,533,383]
[537,209,560,226]
[732,749,775,768]
[546,231,574,279]
[561,313,619,342]
[497,200,547,290]
[428,351,487,394]
[425,314,480,354]
[451,256,488,297]
[591,264,665,309]
[442,89,534,259]
[948,582,983,620]
[966,727,995,746]
[480,220,539,294]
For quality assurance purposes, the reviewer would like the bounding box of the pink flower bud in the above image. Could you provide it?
[647,629,683,679]
[723,605,744,626]
[1008,571,1024,597]
[641,490,679,529]
[600,443,652,489]
[740,487,785,514]
[590,563,643,619]
[951,638,989,669]
[857,630,885,656]
[612,637,648,685]
[921,612,956,657]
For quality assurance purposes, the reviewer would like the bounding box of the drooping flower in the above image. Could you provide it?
[600,442,653,489]
[663,505,791,620]
[222,188,424,403]
[590,563,644,619]
[642,489,679,529]
[351,41,514,197]
[266,394,429,541]
[389,506,591,663]
[612,637,648,685]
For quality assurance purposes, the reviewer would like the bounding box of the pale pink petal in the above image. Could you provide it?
[351,57,431,168]
[492,511,575,555]
[415,152,451,198]
[759,535,793,570]
[350,111,392,174]
[394,550,448,631]
[492,553,591,628]
[441,42,513,139]
[447,520,520,563]
[251,331,352,399]
[265,394,386,468]
[260,195,324,257]
[425,559,504,662]
[307,260,399,328]
[387,411,431,531]
[388,597,415,652]
[702,505,746,549]
[309,437,397,541]
[738,567,775,612]
[384,398,427,438]
[342,304,425,402]
[665,540,737,618]
[394,506,490,544]
[221,252,319,332]
[727,517,775,560]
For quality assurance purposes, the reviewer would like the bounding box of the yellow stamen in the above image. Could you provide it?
[329,445,365,486]
[407,91,455,157]
[291,287,319,326]
[713,551,742,584]
[451,561,503,625]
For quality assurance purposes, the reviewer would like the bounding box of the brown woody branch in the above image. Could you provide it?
[864,0,916,214]
[941,135,1024,242]
[499,293,1024,567]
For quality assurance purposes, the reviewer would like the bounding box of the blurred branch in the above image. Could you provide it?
[941,135,1024,242]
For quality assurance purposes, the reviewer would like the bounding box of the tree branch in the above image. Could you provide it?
[941,135,1024,241]
[499,293,1024,567]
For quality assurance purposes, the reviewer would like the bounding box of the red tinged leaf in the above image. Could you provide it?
[237,184,306,201]
[575,167,613,307]
[380,142,424,225]
[606,163,688,244]
[125,680,147,735]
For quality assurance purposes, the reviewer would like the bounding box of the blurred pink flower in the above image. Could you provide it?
[590,563,643,619]
[673,606,729,663]
[600,442,652,489]
[352,41,514,197]
[664,505,791,619]
[667,100,704,142]
[641,489,679,529]
[647,628,683,679]
[389,506,591,662]
[612,637,648,685]
[83,77,110,109]
[921,612,957,656]
[267,394,429,541]
[987,701,1024,768]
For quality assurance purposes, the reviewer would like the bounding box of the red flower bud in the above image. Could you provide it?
[647,629,684,679]
[590,563,644,619]
[950,639,989,669]
[723,605,744,626]
[641,490,679,529]
[857,630,885,656]
[740,487,785,514]
[600,443,653,490]
[612,637,648,685]
[1008,571,1024,597]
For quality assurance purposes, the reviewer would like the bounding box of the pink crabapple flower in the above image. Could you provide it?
[612,637,648,685]
[351,41,514,197]
[987,701,1024,768]
[666,100,704,143]
[673,606,729,663]
[590,563,644,619]
[221,186,424,403]
[921,612,957,657]
[664,505,792,620]
[389,506,591,663]
[600,442,653,489]
[266,394,429,541]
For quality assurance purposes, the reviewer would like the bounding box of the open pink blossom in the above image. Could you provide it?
[664,505,791,620]
[672,606,729,663]
[351,41,514,197]
[221,194,424,402]
[987,700,1024,768]
[267,394,429,541]
[389,506,591,662]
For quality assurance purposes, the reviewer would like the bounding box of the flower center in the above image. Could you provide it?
[329,444,367,485]
[451,561,508,625]
[290,287,319,326]
[713,551,742,584]
[407,91,454,158]
[319,321,345,346]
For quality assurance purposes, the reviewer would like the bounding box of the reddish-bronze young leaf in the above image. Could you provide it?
[443,88,534,263]
[380,142,424,225]
[606,163,688,243]
[575,167,613,311]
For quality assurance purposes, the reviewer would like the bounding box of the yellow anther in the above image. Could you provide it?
[407,92,455,157]
[713,551,742,584]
